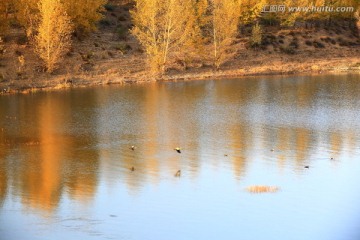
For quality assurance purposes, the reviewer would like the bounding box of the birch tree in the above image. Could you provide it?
[355,7,360,35]
[181,0,209,67]
[0,0,12,34]
[14,0,39,37]
[209,0,241,69]
[35,0,73,72]
[62,0,106,34]
[131,0,194,74]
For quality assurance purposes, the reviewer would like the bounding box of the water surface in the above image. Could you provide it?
[1,74,360,240]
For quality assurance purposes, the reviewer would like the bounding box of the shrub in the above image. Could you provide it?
[280,46,296,54]
[266,34,276,40]
[313,41,325,48]
[80,52,94,61]
[289,41,299,49]
[320,37,330,43]
[18,55,25,67]
[104,4,115,12]
[0,73,4,82]
[0,37,4,55]
[250,23,262,48]
[356,9,360,34]
[118,15,127,21]
[116,25,128,40]
[18,55,25,73]
[107,51,115,57]
[305,40,313,46]
[288,31,296,36]
[99,19,111,26]
[63,0,106,33]
[115,43,132,53]
[16,35,28,45]
[261,38,271,46]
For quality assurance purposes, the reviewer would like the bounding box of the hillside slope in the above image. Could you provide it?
[0,1,359,93]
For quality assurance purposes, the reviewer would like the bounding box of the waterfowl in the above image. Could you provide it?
[270,149,275,152]
[224,154,228,157]
[330,157,334,160]
[131,166,135,171]
[174,147,181,153]
[130,146,136,151]
[175,170,181,177]
[304,165,309,169]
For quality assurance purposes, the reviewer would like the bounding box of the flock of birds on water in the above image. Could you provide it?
[127,146,335,177]
[129,145,182,177]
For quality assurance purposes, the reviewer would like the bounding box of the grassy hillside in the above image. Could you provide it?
[0,0,359,93]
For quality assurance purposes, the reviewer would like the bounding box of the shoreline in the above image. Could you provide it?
[1,56,359,95]
[1,1,359,95]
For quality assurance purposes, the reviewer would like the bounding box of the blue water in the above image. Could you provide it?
[1,74,360,240]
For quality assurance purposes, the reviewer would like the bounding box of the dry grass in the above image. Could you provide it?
[0,3,359,93]
[25,141,40,146]
[246,185,280,193]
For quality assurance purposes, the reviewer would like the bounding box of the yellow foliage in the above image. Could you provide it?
[35,0,73,72]
[62,0,106,34]
[131,0,195,75]
[0,0,14,34]
[210,0,241,69]
[14,0,105,36]
[239,0,267,24]
[180,0,209,67]
[0,37,4,55]
[355,7,360,34]
[18,55,25,70]
[14,0,39,37]
[196,0,210,27]
[250,22,262,47]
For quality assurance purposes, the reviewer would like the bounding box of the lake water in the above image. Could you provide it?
[1,74,360,240]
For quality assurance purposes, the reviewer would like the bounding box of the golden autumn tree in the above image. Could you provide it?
[281,0,307,26]
[0,37,4,59]
[131,0,194,75]
[14,0,39,37]
[347,0,360,22]
[209,0,241,69]
[355,7,360,34]
[0,1,8,34]
[180,0,210,68]
[35,0,73,72]
[239,0,266,24]
[62,0,106,35]
[0,0,15,34]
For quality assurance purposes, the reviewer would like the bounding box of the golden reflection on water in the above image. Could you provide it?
[0,75,360,213]
[0,93,101,211]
